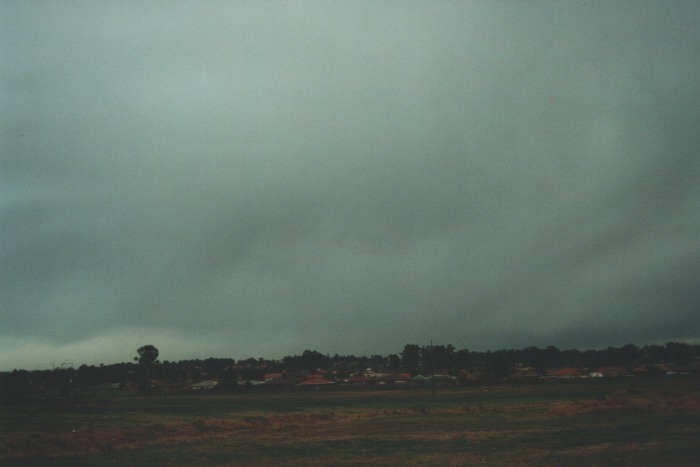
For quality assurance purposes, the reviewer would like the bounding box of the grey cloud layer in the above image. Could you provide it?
[2,2,699,369]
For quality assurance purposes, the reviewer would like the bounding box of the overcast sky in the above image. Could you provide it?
[2,1,699,370]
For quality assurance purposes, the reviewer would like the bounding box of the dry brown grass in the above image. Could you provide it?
[0,409,392,462]
[549,388,700,415]
[3,383,699,464]
[0,398,674,462]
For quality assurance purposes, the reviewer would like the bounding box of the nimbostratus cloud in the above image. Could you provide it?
[2,2,699,369]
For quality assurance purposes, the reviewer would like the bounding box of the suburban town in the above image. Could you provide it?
[3,342,699,402]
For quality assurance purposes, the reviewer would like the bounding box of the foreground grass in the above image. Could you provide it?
[2,379,699,465]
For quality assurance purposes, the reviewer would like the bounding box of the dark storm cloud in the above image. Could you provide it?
[2,1,699,369]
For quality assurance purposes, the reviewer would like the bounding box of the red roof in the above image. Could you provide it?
[297,377,336,386]
[344,376,371,383]
[547,368,581,377]
[594,367,626,376]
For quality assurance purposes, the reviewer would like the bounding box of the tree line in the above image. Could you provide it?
[1,341,699,403]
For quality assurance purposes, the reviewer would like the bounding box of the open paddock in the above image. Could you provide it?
[2,379,699,465]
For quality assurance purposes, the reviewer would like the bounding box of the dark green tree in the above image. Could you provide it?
[401,344,421,373]
[454,348,472,370]
[134,345,159,366]
[387,354,401,371]
[644,344,668,364]
[220,367,239,392]
[298,350,329,372]
[666,342,693,365]
[134,345,159,394]
[429,344,455,371]
[484,350,511,381]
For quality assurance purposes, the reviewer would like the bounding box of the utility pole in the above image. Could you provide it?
[430,340,436,398]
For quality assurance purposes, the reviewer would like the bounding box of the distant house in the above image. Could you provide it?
[340,376,371,387]
[238,379,267,389]
[409,374,457,387]
[186,380,219,391]
[508,367,539,383]
[458,370,485,385]
[411,375,429,386]
[593,367,627,378]
[264,373,284,381]
[371,373,411,385]
[297,376,336,389]
[546,368,583,379]
[428,374,457,386]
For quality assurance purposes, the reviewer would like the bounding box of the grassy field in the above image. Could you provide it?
[2,379,699,465]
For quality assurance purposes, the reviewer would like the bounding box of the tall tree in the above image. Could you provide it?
[134,345,159,394]
[134,345,159,366]
[387,354,401,371]
[299,350,329,371]
[401,344,421,373]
